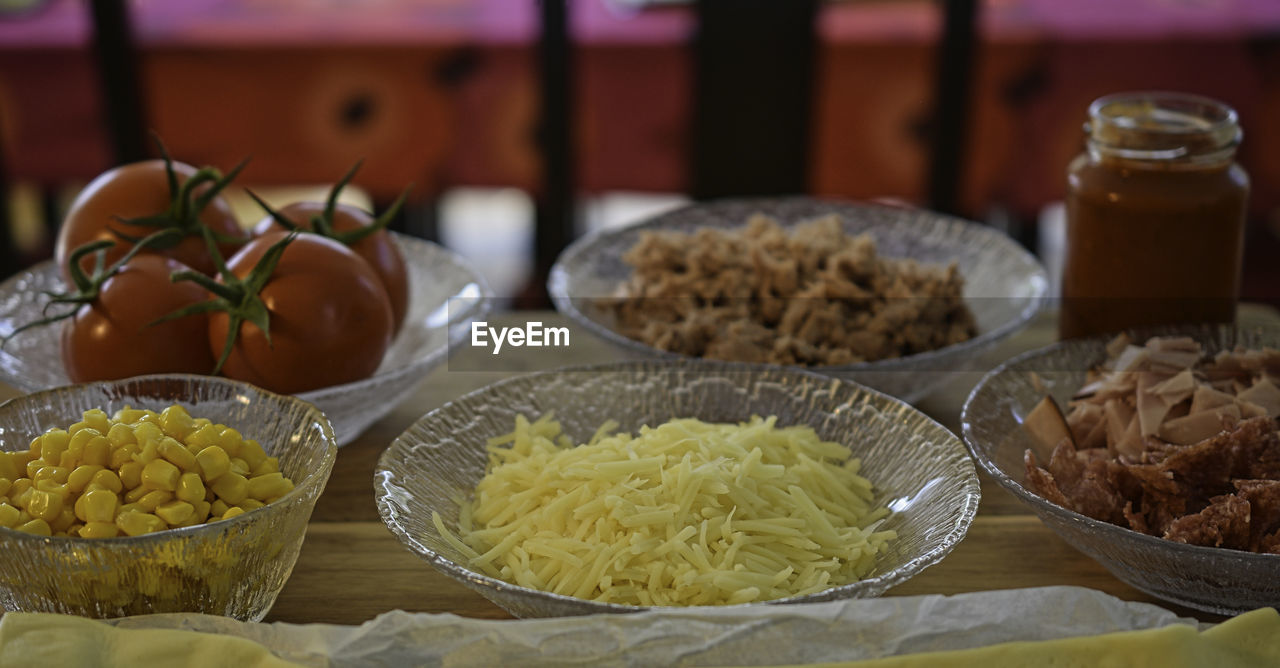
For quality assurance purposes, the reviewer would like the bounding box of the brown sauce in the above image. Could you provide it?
[1059,94,1249,340]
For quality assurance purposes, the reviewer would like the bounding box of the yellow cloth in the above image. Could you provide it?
[0,612,303,668]
[806,607,1280,668]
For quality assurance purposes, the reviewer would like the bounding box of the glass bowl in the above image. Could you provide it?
[961,324,1280,615]
[0,233,491,445]
[375,360,980,618]
[0,374,338,620]
[548,198,1047,404]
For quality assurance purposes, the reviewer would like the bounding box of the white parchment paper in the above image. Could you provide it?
[93,586,1197,667]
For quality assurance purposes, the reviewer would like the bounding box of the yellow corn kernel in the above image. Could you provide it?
[0,478,10,498]
[88,469,123,495]
[192,500,211,523]
[81,434,112,467]
[137,490,172,512]
[109,443,139,470]
[133,420,164,447]
[17,518,51,535]
[34,480,69,499]
[239,498,264,511]
[155,500,195,526]
[238,440,268,470]
[26,489,62,523]
[115,503,141,518]
[0,502,19,527]
[133,439,160,464]
[185,423,223,451]
[33,466,70,485]
[246,473,292,501]
[8,478,32,505]
[160,405,195,440]
[79,522,119,538]
[106,422,136,448]
[210,500,229,518]
[41,430,73,466]
[216,428,243,457]
[113,406,148,424]
[73,493,88,522]
[118,461,144,490]
[123,485,149,505]
[62,434,86,468]
[82,489,118,524]
[50,507,76,532]
[209,472,248,505]
[221,506,245,520]
[25,459,43,479]
[229,458,250,477]
[175,472,205,504]
[251,456,279,477]
[116,511,165,537]
[81,408,112,434]
[27,433,45,459]
[10,486,32,510]
[158,437,197,471]
[141,458,180,491]
[67,464,104,493]
[195,446,231,482]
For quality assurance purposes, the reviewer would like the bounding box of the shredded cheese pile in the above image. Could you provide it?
[432,414,896,606]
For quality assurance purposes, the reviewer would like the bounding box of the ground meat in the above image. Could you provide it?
[599,214,978,366]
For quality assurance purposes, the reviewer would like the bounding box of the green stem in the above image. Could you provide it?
[0,228,172,348]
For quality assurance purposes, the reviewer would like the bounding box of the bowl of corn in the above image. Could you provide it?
[0,374,337,620]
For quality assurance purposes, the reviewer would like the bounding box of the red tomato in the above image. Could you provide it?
[56,159,246,279]
[208,232,394,394]
[61,254,216,382]
[252,201,409,333]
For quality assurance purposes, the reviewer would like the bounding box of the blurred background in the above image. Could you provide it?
[0,0,1277,305]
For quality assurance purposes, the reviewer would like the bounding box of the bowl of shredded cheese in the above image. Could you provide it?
[375,361,979,617]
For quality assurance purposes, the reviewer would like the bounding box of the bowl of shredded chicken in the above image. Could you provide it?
[376,361,979,617]
[549,198,1047,403]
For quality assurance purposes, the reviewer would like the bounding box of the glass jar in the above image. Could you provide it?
[1059,92,1249,340]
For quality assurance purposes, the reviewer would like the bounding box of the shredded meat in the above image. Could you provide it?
[599,214,977,366]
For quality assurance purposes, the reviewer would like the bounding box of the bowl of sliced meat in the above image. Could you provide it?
[961,324,1280,615]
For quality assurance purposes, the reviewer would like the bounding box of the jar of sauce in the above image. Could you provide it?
[1059,92,1249,340]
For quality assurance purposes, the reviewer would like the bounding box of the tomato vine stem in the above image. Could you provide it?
[161,229,299,374]
[1,229,179,347]
[245,160,411,247]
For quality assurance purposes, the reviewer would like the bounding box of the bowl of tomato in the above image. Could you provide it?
[0,153,490,445]
[0,233,489,445]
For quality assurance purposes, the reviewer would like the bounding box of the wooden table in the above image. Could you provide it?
[13,308,1274,626]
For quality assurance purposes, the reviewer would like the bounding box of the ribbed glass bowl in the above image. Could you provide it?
[0,233,491,445]
[375,361,980,618]
[548,198,1047,404]
[0,374,337,620]
[961,324,1280,615]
